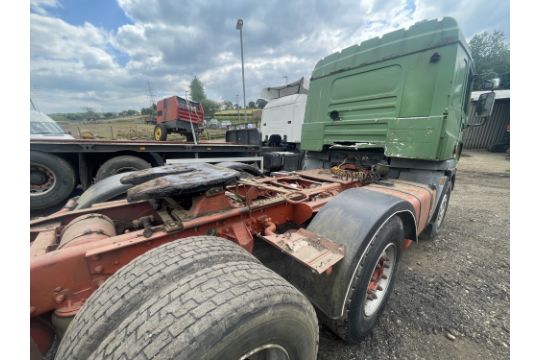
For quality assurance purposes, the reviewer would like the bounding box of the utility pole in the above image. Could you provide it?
[283,76,288,85]
[146,81,156,122]
[236,19,247,123]
[185,90,198,145]
[147,81,156,106]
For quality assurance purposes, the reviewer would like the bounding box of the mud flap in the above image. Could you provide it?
[261,228,345,274]
[258,187,417,319]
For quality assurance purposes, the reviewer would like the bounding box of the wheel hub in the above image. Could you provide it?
[30,171,48,185]
[364,243,396,317]
[30,164,56,196]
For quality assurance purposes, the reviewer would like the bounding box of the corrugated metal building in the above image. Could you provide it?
[462,90,510,150]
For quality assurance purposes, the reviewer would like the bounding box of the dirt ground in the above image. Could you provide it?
[318,150,510,360]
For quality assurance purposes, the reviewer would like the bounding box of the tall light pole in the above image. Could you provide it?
[283,76,288,85]
[236,18,247,123]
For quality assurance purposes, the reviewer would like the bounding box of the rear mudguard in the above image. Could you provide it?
[263,187,419,319]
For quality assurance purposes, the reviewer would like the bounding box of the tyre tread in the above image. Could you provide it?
[92,261,316,360]
[55,236,259,360]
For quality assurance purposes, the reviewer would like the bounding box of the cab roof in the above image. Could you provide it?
[312,17,471,79]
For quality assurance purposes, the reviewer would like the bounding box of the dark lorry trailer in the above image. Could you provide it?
[30,139,261,212]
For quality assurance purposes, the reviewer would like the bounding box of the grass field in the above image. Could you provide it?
[58,118,226,141]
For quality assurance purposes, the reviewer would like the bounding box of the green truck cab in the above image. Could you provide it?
[302,17,475,162]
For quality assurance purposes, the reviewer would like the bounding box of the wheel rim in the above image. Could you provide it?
[239,344,290,360]
[30,163,56,196]
[364,243,396,317]
[155,127,161,140]
[436,193,449,228]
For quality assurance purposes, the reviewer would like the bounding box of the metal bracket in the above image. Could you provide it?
[261,228,345,274]
[157,207,183,232]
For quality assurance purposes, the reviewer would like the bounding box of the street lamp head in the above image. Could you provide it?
[236,18,243,30]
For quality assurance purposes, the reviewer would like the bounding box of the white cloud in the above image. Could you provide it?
[30,0,510,113]
[30,0,61,15]
[412,0,510,40]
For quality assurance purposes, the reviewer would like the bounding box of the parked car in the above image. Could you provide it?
[30,110,74,140]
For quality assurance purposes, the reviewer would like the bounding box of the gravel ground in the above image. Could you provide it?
[318,150,510,360]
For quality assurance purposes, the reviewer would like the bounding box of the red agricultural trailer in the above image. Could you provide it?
[153,95,204,142]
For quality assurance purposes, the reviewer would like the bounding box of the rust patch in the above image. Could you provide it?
[261,228,345,274]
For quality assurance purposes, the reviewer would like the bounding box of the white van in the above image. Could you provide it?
[260,94,307,144]
[30,110,74,140]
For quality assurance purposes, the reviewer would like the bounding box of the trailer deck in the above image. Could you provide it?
[30,138,259,155]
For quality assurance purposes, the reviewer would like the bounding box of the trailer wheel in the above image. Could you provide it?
[30,151,75,211]
[326,216,404,343]
[95,155,150,181]
[153,125,167,141]
[55,236,318,360]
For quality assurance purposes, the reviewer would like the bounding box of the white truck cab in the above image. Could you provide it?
[261,94,307,144]
[260,77,309,145]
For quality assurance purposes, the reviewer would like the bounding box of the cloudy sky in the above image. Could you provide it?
[30,0,509,113]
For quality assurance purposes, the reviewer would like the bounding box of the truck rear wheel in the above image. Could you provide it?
[153,125,167,141]
[324,216,404,343]
[55,236,318,360]
[95,155,150,182]
[30,151,75,211]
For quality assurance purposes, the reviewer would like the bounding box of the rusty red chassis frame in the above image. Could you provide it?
[30,164,435,354]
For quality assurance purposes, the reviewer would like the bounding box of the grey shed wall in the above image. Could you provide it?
[462,98,510,149]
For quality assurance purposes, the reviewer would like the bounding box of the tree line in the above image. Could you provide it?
[50,108,145,122]
[469,30,510,90]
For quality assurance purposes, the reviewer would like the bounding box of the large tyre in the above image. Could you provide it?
[420,181,452,240]
[30,151,76,211]
[95,155,150,182]
[153,125,167,141]
[325,216,404,343]
[56,236,318,360]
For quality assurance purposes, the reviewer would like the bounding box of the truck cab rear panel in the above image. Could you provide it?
[301,17,474,162]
